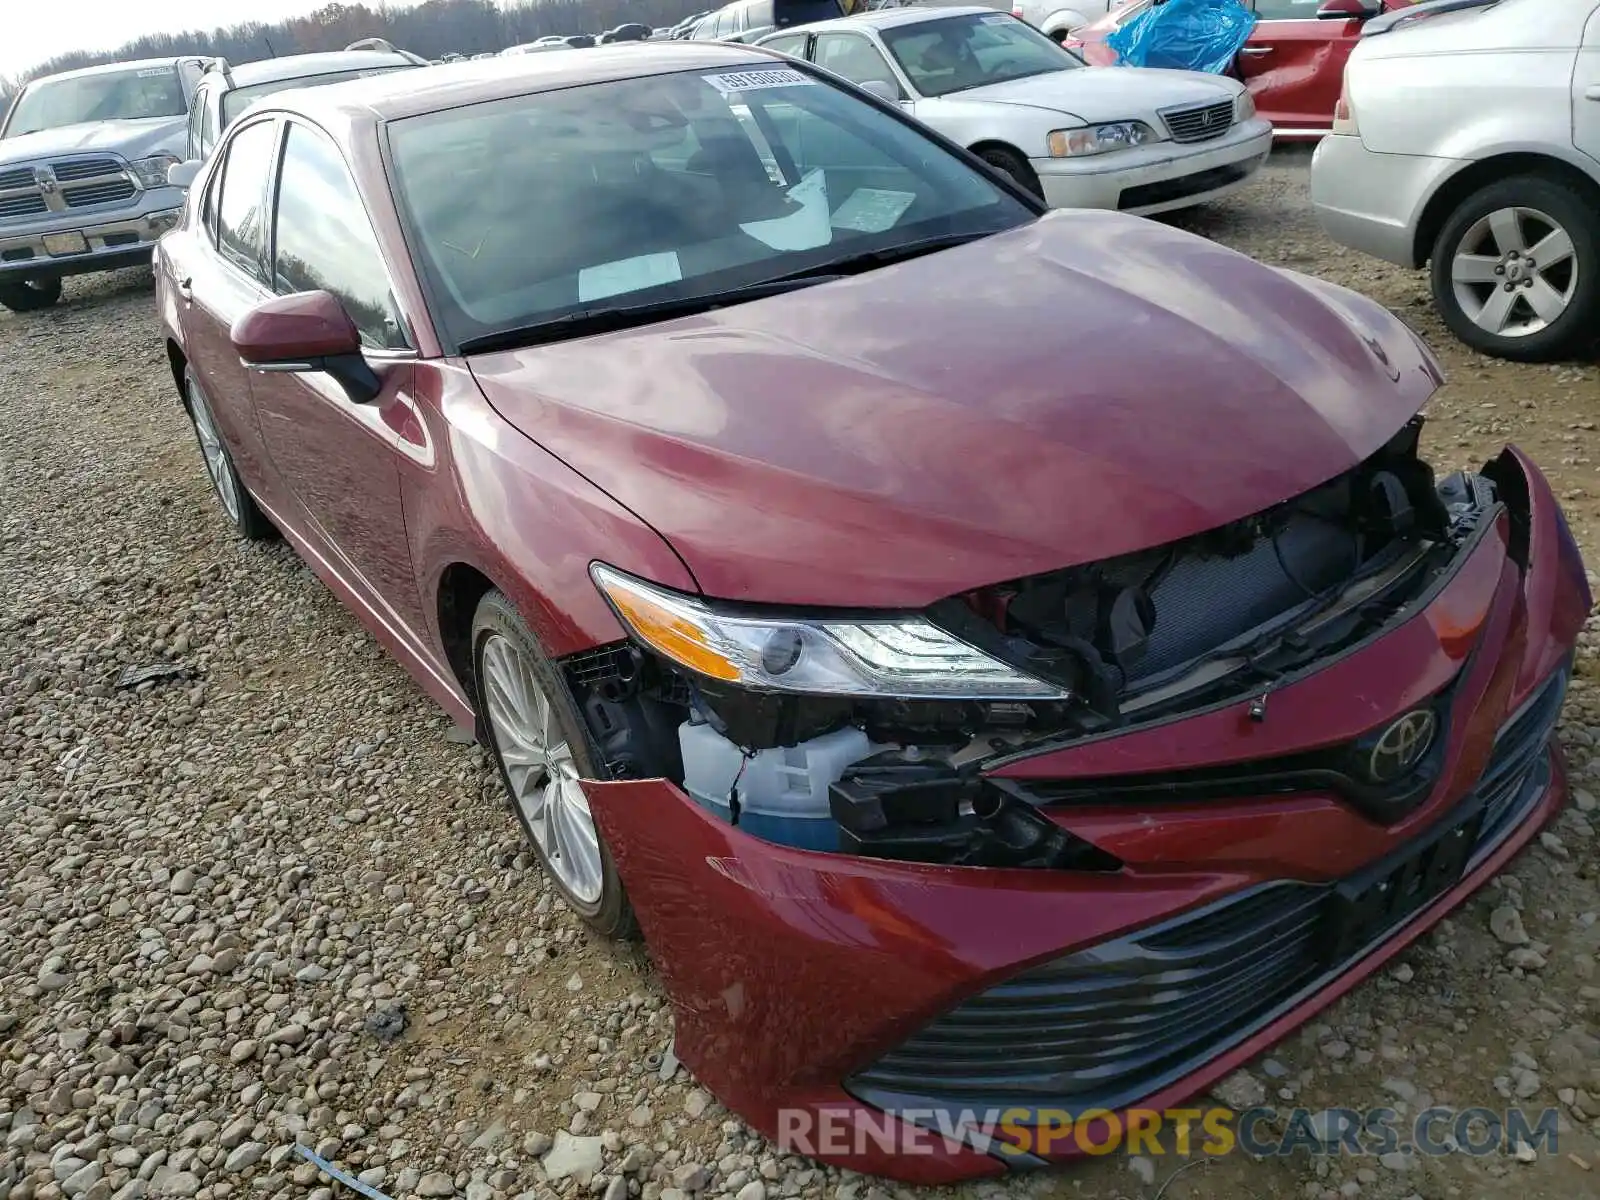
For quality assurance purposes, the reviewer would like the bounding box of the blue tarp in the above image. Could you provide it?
[1105,0,1259,75]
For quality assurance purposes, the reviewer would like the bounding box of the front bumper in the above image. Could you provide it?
[586,448,1589,1183]
[1032,118,1272,215]
[1310,134,1466,268]
[0,188,186,283]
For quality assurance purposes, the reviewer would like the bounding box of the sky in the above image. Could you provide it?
[1,0,339,79]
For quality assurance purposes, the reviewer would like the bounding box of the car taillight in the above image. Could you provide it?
[1331,70,1358,135]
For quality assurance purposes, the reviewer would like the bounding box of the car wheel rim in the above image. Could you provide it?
[480,633,604,906]
[1450,206,1578,339]
[188,382,241,522]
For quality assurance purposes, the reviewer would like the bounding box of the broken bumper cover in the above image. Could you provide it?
[585,448,1588,1183]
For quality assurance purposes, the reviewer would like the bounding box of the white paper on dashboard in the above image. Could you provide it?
[830,188,917,234]
[577,251,684,302]
[739,169,832,251]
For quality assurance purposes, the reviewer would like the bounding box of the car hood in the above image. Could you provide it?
[0,117,186,166]
[955,65,1239,122]
[469,209,1442,610]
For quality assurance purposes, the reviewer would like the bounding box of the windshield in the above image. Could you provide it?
[881,12,1080,98]
[388,65,1034,349]
[222,65,411,125]
[4,65,187,137]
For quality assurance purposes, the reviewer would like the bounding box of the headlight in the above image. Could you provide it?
[1235,89,1256,122]
[1046,121,1154,157]
[130,154,181,188]
[591,564,1070,700]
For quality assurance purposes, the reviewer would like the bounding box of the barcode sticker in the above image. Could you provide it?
[703,67,814,93]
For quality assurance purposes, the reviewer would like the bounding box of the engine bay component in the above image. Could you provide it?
[678,717,886,850]
[828,755,1122,870]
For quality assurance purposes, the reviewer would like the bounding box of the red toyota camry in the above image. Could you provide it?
[154,42,1587,1181]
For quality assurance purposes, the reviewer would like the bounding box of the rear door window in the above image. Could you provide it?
[215,119,278,281]
[813,33,901,92]
[762,32,811,56]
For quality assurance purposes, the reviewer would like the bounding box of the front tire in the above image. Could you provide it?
[0,278,62,313]
[184,369,275,540]
[472,590,636,939]
[1429,175,1598,362]
[976,146,1043,199]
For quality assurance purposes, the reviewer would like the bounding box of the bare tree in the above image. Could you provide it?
[1,0,712,105]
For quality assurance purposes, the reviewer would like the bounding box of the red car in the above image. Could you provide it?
[1067,0,1417,138]
[155,42,1585,1181]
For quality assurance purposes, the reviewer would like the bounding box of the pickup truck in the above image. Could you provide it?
[0,56,208,313]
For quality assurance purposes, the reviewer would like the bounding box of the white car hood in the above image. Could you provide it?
[955,65,1239,124]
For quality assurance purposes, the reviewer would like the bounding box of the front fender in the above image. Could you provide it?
[1041,8,1093,34]
[406,360,699,667]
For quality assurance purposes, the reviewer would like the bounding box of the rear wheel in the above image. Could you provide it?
[0,278,62,313]
[976,146,1043,199]
[472,590,636,939]
[1429,175,1598,362]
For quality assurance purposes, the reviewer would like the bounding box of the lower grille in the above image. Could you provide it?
[1118,160,1255,211]
[849,668,1567,1121]
[65,180,136,208]
[1160,99,1235,143]
[1473,667,1567,859]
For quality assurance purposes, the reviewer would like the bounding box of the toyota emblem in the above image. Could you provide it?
[1368,709,1437,782]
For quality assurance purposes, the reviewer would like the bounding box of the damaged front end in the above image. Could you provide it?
[567,417,1503,866]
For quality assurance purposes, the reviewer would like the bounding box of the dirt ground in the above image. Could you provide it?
[3,147,1600,1200]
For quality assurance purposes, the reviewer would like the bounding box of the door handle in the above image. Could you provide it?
[1239,46,1273,56]
[1586,85,1600,101]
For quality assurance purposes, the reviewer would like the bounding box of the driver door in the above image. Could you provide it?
[247,117,432,649]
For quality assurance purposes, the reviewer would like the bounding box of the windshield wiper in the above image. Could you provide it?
[770,230,996,283]
[457,272,844,354]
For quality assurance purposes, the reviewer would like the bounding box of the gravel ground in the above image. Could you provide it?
[4,148,1600,1200]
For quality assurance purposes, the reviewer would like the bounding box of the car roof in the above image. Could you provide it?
[221,51,417,88]
[261,41,782,130]
[28,56,204,84]
[769,5,1003,36]
[220,52,417,89]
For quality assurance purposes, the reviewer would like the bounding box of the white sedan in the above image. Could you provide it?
[757,6,1272,215]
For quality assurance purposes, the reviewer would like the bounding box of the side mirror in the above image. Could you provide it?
[858,78,901,102]
[1316,0,1380,19]
[167,159,202,189]
[230,290,382,404]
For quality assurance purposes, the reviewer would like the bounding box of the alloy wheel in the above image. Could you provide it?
[1450,206,1578,339]
[479,632,604,905]
[188,381,242,523]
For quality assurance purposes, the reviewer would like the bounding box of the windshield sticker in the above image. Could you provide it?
[137,66,177,77]
[740,168,832,252]
[831,188,916,234]
[704,67,815,94]
[578,251,684,302]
